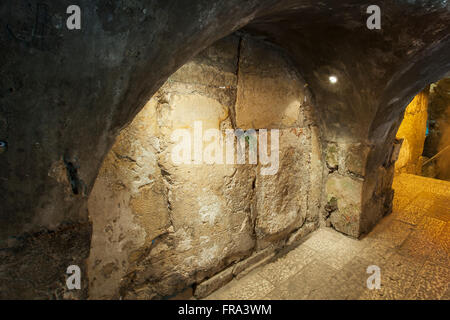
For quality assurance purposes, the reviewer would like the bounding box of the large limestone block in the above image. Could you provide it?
[345,143,371,176]
[125,49,256,297]
[235,37,307,129]
[255,128,311,247]
[170,35,240,88]
[326,173,363,237]
[162,92,229,130]
[325,141,371,176]
[87,100,169,299]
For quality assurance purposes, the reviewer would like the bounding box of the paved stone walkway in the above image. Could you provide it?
[206,174,450,300]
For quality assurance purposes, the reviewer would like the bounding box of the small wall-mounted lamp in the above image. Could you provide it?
[329,75,338,84]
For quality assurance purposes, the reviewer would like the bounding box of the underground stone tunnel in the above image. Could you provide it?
[0,0,449,300]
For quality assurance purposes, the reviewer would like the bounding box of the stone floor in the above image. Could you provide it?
[205,174,450,300]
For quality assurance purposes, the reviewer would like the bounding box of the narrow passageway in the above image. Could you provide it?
[205,174,450,300]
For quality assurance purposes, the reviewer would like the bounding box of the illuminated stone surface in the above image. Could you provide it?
[395,90,429,175]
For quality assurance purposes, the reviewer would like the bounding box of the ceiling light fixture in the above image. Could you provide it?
[329,75,338,84]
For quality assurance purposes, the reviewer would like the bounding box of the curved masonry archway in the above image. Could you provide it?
[88,33,321,299]
[0,0,449,299]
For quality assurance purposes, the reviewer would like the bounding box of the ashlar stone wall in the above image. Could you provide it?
[87,34,322,299]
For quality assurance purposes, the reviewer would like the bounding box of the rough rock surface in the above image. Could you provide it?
[395,89,429,175]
